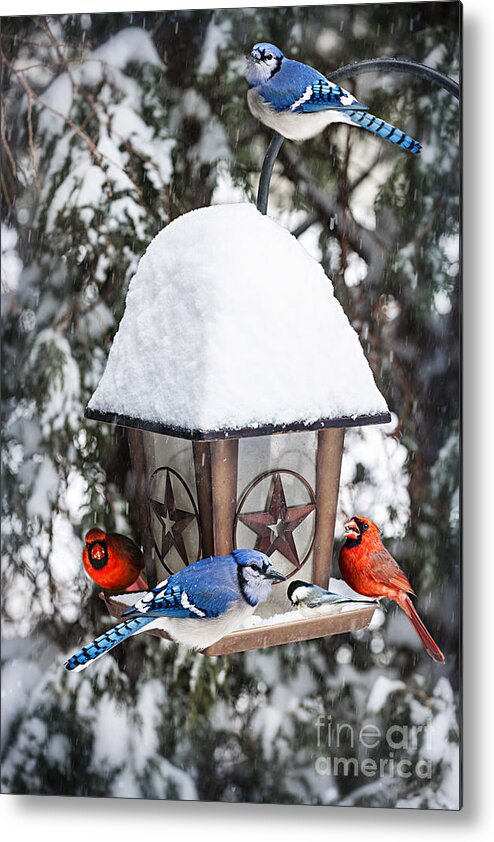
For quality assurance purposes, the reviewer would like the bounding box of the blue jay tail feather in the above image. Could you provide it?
[347,109,422,153]
[64,616,154,672]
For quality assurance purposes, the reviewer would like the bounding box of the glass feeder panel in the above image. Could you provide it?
[143,433,200,580]
[236,431,317,613]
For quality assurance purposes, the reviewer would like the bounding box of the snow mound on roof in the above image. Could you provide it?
[88,203,388,431]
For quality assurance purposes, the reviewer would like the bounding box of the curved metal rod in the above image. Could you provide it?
[330,58,459,99]
[256,132,284,216]
[256,57,459,214]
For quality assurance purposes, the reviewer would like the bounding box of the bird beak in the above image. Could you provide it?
[344,519,360,540]
[263,568,286,582]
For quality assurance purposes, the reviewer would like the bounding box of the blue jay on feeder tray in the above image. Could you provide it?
[65,550,285,671]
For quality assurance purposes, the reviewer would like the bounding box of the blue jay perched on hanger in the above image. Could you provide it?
[288,580,379,618]
[65,550,285,672]
[245,43,422,153]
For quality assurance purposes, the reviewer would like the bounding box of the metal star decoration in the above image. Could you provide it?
[238,472,315,568]
[150,469,195,566]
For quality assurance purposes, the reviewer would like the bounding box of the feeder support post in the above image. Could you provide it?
[312,428,345,587]
[210,438,239,556]
[127,428,157,588]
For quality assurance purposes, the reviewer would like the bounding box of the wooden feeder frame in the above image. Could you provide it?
[89,57,458,657]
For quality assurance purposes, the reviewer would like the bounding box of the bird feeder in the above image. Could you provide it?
[86,203,390,655]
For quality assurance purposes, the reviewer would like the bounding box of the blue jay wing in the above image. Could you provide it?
[122,555,240,620]
[264,59,367,114]
[290,80,368,113]
[122,583,212,619]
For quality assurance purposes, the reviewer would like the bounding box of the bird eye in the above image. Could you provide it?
[266,54,273,60]
[362,523,369,531]
[251,564,261,572]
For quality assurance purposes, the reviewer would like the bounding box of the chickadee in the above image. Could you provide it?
[287,580,379,618]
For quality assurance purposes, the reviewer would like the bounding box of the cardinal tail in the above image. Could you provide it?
[64,616,154,672]
[400,594,445,663]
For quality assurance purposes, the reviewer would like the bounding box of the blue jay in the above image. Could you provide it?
[287,579,378,618]
[245,43,422,153]
[65,549,285,671]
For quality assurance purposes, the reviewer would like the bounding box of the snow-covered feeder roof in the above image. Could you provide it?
[87,204,390,439]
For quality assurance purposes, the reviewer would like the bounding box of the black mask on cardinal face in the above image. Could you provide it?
[86,539,109,570]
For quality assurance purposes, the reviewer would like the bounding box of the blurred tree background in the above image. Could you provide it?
[1,3,460,808]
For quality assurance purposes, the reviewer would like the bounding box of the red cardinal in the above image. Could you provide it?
[338,516,445,663]
[83,528,147,592]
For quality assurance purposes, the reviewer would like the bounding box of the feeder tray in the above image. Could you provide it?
[100,592,377,656]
